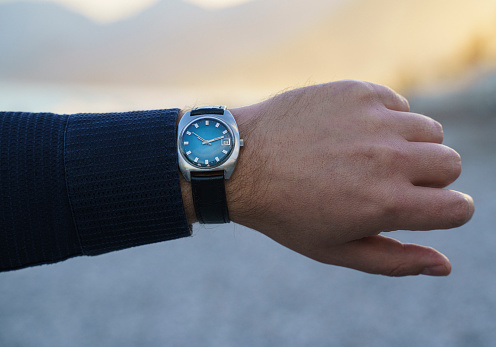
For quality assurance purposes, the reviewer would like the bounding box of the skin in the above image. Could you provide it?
[179,80,475,277]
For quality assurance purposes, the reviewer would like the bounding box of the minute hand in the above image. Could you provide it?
[202,136,225,145]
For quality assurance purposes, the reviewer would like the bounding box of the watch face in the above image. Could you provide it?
[180,117,234,168]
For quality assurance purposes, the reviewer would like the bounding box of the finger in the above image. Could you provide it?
[393,187,474,231]
[369,82,410,112]
[404,143,461,188]
[319,235,451,277]
[387,111,444,143]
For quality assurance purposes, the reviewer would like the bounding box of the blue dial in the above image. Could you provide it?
[180,117,234,168]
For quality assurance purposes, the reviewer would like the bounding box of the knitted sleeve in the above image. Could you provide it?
[0,109,190,272]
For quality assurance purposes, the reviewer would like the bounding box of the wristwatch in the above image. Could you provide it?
[177,106,244,224]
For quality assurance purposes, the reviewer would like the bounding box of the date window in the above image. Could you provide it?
[222,139,231,146]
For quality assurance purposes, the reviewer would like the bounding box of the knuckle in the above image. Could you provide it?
[359,182,403,225]
[386,89,410,111]
[381,144,407,167]
[431,119,444,142]
[385,258,411,277]
[447,194,471,228]
[449,149,462,177]
[377,188,404,228]
[362,198,395,225]
[360,143,408,179]
[390,144,408,162]
[384,191,403,215]
[364,143,394,161]
[383,244,422,277]
[442,146,462,180]
[401,96,411,112]
[386,264,409,277]
[376,204,399,232]
[340,80,376,99]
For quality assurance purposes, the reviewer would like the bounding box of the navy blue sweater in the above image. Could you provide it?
[0,109,190,272]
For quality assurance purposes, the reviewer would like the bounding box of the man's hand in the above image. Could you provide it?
[180,80,475,277]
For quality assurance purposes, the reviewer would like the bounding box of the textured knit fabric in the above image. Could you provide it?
[0,112,79,271]
[0,109,190,272]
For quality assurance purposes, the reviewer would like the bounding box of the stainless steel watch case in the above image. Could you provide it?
[177,107,243,182]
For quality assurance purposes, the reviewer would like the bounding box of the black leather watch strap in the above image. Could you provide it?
[191,171,230,224]
[190,106,225,116]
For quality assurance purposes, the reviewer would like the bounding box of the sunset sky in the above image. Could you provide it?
[0,0,254,22]
[1,0,495,93]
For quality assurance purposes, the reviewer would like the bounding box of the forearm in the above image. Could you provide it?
[1,109,190,271]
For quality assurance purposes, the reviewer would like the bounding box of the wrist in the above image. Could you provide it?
[177,104,262,226]
[225,104,268,226]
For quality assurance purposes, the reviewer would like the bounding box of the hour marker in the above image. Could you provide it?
[183,141,189,145]
[215,123,220,128]
[194,157,199,163]
[186,151,192,155]
[222,150,228,154]
[222,130,228,134]
[205,120,209,126]
[186,131,191,135]
[215,157,220,162]
[205,160,209,165]
[194,123,199,129]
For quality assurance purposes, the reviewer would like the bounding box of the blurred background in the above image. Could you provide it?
[0,0,495,346]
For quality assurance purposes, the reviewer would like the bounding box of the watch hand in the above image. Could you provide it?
[192,132,211,145]
[202,136,225,144]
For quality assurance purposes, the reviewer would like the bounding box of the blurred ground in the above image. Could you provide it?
[0,74,495,346]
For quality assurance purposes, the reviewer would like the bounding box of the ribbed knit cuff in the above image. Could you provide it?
[64,109,190,256]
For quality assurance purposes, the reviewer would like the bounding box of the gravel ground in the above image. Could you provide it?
[0,80,495,347]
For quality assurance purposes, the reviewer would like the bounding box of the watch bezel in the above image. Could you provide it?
[177,109,241,182]
[178,117,235,169]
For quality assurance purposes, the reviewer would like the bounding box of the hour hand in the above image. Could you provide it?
[192,132,211,145]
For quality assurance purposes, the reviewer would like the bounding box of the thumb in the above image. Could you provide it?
[317,235,451,277]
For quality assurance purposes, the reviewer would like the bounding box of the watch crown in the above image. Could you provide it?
[240,139,244,147]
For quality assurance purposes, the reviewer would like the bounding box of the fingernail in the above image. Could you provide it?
[421,264,449,276]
